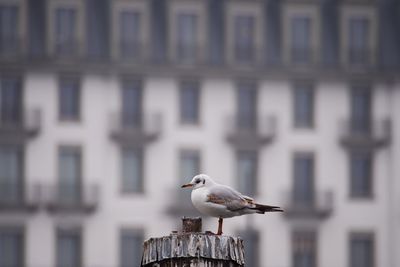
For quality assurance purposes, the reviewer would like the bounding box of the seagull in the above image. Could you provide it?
[181,174,283,235]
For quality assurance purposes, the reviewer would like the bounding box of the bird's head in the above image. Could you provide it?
[181,174,214,190]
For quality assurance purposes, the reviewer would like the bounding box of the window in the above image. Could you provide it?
[179,150,200,199]
[291,16,311,64]
[180,81,200,124]
[55,8,77,56]
[121,80,142,127]
[237,150,257,196]
[0,5,19,56]
[58,147,82,203]
[121,148,143,194]
[119,11,141,59]
[0,227,24,267]
[0,77,22,125]
[293,83,314,128]
[28,0,46,57]
[59,77,80,121]
[236,82,257,129]
[177,13,198,64]
[292,231,316,267]
[120,229,144,267]
[348,17,370,65]
[350,152,372,198]
[350,86,371,134]
[234,15,255,64]
[57,228,81,267]
[349,232,374,267]
[238,229,259,267]
[0,146,23,204]
[86,0,109,59]
[151,0,167,63]
[293,153,314,206]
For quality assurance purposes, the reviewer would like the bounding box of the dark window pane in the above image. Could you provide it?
[180,81,200,124]
[350,152,372,198]
[291,16,311,64]
[55,8,77,56]
[119,11,141,59]
[59,78,80,121]
[0,77,22,125]
[121,80,142,127]
[120,230,144,267]
[0,228,24,267]
[0,5,19,55]
[58,147,81,202]
[150,0,167,63]
[348,17,370,65]
[208,0,225,65]
[293,231,316,267]
[57,229,81,267]
[350,233,374,267]
[237,82,257,129]
[177,13,197,63]
[28,0,46,57]
[234,15,255,63]
[86,0,109,59]
[294,84,314,128]
[237,150,257,196]
[351,86,371,134]
[122,148,143,193]
[238,229,259,267]
[0,146,23,204]
[293,154,314,205]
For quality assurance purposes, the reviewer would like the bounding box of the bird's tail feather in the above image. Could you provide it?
[251,203,284,214]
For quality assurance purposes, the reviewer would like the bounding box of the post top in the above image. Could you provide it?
[141,232,245,266]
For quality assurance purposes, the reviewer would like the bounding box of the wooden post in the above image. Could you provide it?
[141,217,245,266]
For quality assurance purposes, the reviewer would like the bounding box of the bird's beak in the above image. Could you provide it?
[181,183,194,188]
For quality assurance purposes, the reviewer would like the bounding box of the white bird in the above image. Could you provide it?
[181,174,283,235]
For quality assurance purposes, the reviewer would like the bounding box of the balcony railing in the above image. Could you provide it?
[119,41,146,63]
[0,182,41,212]
[0,108,41,143]
[282,189,334,220]
[226,115,276,149]
[54,40,80,59]
[110,112,162,146]
[173,44,204,66]
[347,47,372,68]
[43,184,99,214]
[0,37,22,59]
[339,118,391,149]
[291,47,313,65]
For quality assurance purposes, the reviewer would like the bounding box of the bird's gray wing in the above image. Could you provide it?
[206,185,253,211]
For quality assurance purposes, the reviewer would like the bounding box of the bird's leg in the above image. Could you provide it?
[217,218,223,235]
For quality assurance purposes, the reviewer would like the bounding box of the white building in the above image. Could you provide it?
[0,0,399,267]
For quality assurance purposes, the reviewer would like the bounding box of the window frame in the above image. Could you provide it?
[119,228,145,267]
[168,0,207,65]
[348,231,375,267]
[58,75,81,122]
[236,149,258,197]
[349,150,373,199]
[120,147,144,194]
[55,226,82,267]
[340,5,377,67]
[292,230,317,267]
[292,82,315,129]
[283,5,320,66]
[226,2,263,66]
[179,80,201,125]
[47,0,84,58]
[111,0,149,61]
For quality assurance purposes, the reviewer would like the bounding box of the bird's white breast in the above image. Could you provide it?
[191,187,236,218]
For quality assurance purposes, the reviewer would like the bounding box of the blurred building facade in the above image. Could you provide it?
[0,0,400,267]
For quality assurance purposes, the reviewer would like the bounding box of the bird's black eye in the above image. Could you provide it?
[195,179,200,184]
